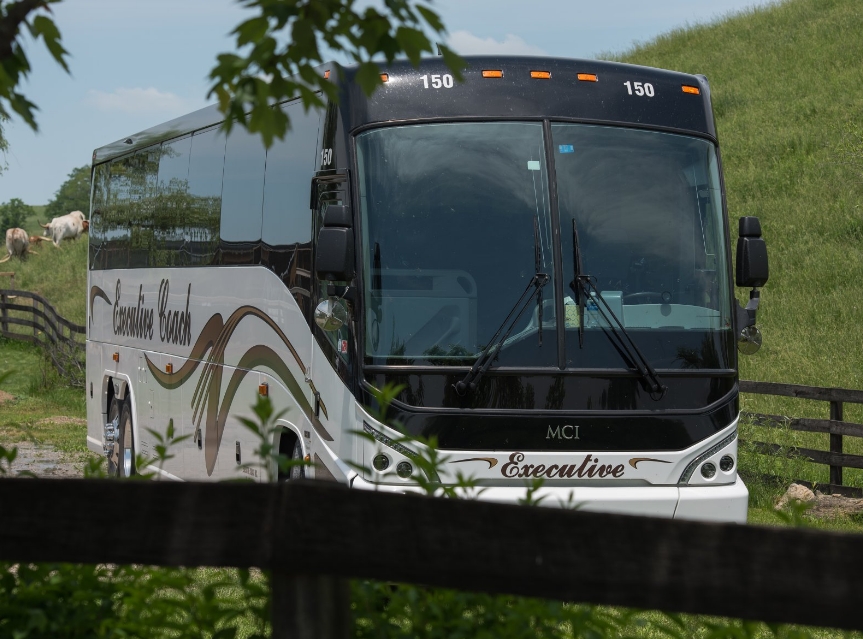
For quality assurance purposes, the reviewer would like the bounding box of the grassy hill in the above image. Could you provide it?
[612,0,863,490]
[613,0,863,391]
[1,236,88,325]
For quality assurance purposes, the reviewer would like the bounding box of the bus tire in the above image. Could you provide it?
[290,438,305,481]
[106,396,122,475]
[117,401,136,478]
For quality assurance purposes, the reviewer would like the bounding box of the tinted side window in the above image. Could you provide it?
[220,126,265,264]
[262,102,321,245]
[89,163,110,270]
[127,147,160,268]
[261,101,322,313]
[187,126,226,265]
[102,157,134,269]
[154,135,192,267]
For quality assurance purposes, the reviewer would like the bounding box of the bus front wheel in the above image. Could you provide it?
[290,438,305,481]
[106,397,121,475]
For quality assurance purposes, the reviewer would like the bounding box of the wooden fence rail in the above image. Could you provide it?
[0,288,85,386]
[1,478,862,637]
[740,380,863,496]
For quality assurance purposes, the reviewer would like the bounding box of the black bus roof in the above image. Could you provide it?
[92,56,715,165]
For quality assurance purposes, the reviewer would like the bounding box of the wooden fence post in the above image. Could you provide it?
[32,297,39,341]
[270,573,350,639]
[830,400,844,487]
[0,291,7,334]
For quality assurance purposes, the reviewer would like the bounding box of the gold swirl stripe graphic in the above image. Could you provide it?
[89,285,111,325]
[143,305,333,476]
[628,457,672,469]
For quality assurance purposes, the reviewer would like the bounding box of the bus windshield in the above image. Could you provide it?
[357,122,733,370]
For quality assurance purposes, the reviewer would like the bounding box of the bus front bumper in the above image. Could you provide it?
[350,475,749,523]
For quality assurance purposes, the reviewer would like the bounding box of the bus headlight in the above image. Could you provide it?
[396,461,413,478]
[701,462,717,479]
[373,454,390,472]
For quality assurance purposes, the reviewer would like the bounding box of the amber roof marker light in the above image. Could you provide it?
[482,70,503,78]
[682,85,701,95]
[380,73,389,82]
[530,71,551,79]
[577,73,598,82]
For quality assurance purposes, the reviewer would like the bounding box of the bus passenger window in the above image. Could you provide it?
[155,135,192,267]
[221,126,265,264]
[186,126,225,265]
[262,100,321,316]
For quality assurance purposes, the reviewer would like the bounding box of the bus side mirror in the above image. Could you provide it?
[735,216,769,288]
[316,204,355,282]
[735,216,768,354]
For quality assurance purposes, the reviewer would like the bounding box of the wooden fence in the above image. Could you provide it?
[1,477,863,637]
[740,380,863,496]
[0,288,86,386]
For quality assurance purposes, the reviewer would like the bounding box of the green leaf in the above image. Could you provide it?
[415,4,445,33]
[234,16,270,47]
[394,26,431,66]
[29,15,70,73]
[439,45,467,82]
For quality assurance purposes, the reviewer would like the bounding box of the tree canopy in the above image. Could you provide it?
[45,164,89,219]
[0,196,33,229]
[0,0,69,131]
[209,0,464,147]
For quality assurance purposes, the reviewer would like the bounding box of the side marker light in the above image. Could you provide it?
[165,363,173,374]
[258,382,269,397]
[482,70,503,78]
[682,85,701,95]
[577,73,598,82]
[530,71,551,79]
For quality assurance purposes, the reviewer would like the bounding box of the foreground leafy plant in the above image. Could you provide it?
[0,562,268,639]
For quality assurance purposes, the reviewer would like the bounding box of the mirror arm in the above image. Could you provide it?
[735,288,760,330]
[327,282,356,304]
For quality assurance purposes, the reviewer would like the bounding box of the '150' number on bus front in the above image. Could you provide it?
[624,81,654,97]
[421,74,454,89]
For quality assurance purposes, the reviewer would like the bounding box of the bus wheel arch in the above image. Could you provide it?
[104,374,135,477]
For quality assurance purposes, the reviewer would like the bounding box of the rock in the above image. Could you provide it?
[776,483,816,509]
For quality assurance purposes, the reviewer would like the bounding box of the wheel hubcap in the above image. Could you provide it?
[123,447,132,476]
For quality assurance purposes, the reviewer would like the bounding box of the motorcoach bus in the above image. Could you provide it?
[86,56,769,522]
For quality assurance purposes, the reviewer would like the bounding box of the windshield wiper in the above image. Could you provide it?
[453,272,549,397]
[571,219,585,348]
[533,215,545,347]
[454,216,549,397]
[568,222,666,401]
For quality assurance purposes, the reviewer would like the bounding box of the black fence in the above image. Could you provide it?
[0,288,85,386]
[2,478,863,638]
[740,380,863,496]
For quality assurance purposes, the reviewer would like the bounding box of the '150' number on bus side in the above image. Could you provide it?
[421,74,454,89]
[624,81,654,97]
